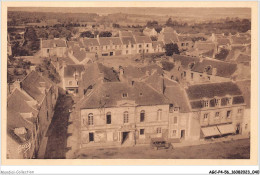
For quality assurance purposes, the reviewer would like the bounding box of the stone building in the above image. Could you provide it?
[41,38,67,57]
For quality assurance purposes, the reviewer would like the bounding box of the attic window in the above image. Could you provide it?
[122,93,128,98]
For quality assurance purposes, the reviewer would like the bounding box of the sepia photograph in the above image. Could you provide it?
[1,1,258,170]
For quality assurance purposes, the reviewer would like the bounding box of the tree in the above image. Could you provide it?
[166,18,173,26]
[99,31,112,37]
[24,27,38,41]
[146,20,158,28]
[80,31,94,38]
[150,36,158,41]
[165,43,180,56]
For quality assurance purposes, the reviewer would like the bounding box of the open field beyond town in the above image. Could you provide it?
[75,138,250,159]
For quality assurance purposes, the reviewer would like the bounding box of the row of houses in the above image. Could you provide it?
[40,31,165,59]
[7,70,58,159]
[72,61,249,148]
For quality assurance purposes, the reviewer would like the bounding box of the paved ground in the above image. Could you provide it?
[44,91,74,159]
[75,138,250,159]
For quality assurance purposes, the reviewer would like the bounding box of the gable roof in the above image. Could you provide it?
[64,65,85,78]
[120,31,133,37]
[231,36,251,45]
[71,45,87,62]
[191,59,237,77]
[83,38,99,47]
[185,82,243,100]
[217,38,231,45]
[236,80,250,108]
[164,79,191,113]
[134,35,152,44]
[194,41,215,51]
[121,36,136,45]
[162,32,179,44]
[21,71,52,102]
[99,37,122,46]
[42,38,67,48]
[236,53,251,63]
[79,81,170,109]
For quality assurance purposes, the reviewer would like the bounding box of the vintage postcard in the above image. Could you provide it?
[1,1,258,166]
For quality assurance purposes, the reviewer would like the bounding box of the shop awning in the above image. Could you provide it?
[201,126,221,137]
[217,124,235,135]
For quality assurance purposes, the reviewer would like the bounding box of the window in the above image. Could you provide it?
[181,43,185,46]
[203,100,209,108]
[140,110,145,122]
[178,67,181,71]
[139,92,143,96]
[106,112,111,124]
[126,50,128,54]
[146,49,149,53]
[88,113,94,125]
[215,112,220,118]
[126,45,129,48]
[173,117,178,124]
[122,93,128,98]
[238,109,243,114]
[47,49,50,53]
[140,129,145,135]
[123,111,129,123]
[208,76,210,80]
[186,43,189,46]
[89,132,94,142]
[146,44,149,47]
[157,109,162,121]
[139,50,142,53]
[174,107,179,111]
[183,71,186,77]
[215,98,221,106]
[68,81,72,85]
[227,110,232,118]
[227,97,232,105]
[171,75,174,80]
[139,44,142,48]
[131,44,134,48]
[245,124,248,130]
[203,113,209,121]
[169,104,174,113]
[157,127,162,134]
[200,74,203,77]
[191,73,193,79]
[172,130,177,137]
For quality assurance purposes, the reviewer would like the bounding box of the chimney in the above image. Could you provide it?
[30,65,36,72]
[13,79,21,90]
[212,68,217,76]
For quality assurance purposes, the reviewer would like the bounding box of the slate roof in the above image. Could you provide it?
[185,82,243,100]
[194,41,215,51]
[161,27,175,33]
[236,54,251,63]
[134,36,152,44]
[191,59,237,77]
[99,37,122,46]
[121,36,136,45]
[162,33,179,44]
[83,38,100,47]
[81,63,119,89]
[172,54,200,69]
[236,80,250,108]
[123,66,145,79]
[21,71,52,102]
[80,81,170,109]
[120,31,133,37]
[71,45,87,62]
[164,79,191,113]
[42,39,67,48]
[64,65,85,78]
[231,36,251,45]
[217,38,231,45]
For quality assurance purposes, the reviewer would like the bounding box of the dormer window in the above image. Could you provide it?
[122,93,128,98]
[227,97,232,105]
[215,98,221,107]
[203,100,209,108]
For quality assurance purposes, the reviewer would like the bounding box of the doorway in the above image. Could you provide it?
[236,123,241,134]
[121,132,129,144]
[181,130,185,139]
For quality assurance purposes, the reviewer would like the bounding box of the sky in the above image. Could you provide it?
[8,7,251,19]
